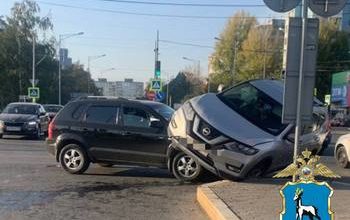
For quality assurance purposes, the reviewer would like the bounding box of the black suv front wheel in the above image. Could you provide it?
[172,152,203,182]
[59,144,90,174]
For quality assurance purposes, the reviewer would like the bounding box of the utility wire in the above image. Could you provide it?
[159,40,214,48]
[37,1,275,19]
[95,0,265,8]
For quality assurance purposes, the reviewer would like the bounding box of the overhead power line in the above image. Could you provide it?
[159,40,214,48]
[37,1,276,19]
[96,0,265,8]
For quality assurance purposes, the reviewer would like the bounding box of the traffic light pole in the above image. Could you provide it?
[154,30,160,79]
[32,34,36,103]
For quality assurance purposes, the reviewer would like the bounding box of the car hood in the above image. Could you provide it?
[190,93,276,146]
[0,113,37,122]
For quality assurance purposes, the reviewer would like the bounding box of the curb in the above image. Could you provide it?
[197,181,240,220]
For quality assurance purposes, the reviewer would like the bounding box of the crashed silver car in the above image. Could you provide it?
[167,80,331,182]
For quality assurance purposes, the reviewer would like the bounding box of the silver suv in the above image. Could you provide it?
[168,80,331,182]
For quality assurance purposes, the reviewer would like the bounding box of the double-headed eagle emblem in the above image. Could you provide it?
[273,149,340,181]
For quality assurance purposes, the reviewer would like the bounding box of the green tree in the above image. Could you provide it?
[210,11,257,89]
[316,19,350,101]
[237,25,283,81]
[0,0,100,106]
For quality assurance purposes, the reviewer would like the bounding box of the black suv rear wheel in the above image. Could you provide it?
[172,152,203,182]
[59,144,90,174]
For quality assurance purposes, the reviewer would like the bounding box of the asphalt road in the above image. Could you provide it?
[0,137,208,220]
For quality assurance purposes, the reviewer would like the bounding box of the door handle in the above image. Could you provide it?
[82,128,89,132]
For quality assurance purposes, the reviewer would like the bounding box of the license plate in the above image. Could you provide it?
[6,126,21,131]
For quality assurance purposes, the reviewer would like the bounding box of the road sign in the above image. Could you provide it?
[28,87,40,99]
[263,0,302,12]
[146,91,156,100]
[155,91,165,102]
[309,0,347,17]
[151,79,162,91]
[282,17,319,124]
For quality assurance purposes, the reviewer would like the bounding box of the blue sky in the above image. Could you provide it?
[0,0,282,82]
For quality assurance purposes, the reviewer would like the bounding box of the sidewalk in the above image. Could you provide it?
[197,160,350,220]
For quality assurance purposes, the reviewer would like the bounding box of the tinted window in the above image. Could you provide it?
[72,104,86,119]
[2,104,38,115]
[85,106,118,124]
[149,104,174,121]
[123,107,150,128]
[218,82,286,135]
[44,105,62,113]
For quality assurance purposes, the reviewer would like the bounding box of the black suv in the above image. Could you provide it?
[46,97,176,174]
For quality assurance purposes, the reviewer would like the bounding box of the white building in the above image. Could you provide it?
[94,78,144,99]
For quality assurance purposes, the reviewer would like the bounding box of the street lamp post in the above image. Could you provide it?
[58,32,84,105]
[182,57,200,76]
[87,54,106,94]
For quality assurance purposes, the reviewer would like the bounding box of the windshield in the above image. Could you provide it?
[150,104,175,121]
[3,104,38,115]
[44,105,63,113]
[217,82,287,135]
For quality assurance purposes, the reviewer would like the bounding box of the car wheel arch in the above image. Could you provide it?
[166,144,181,172]
[56,136,90,162]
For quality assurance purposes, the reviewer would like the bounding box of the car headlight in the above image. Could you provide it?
[182,101,195,121]
[0,120,4,128]
[223,141,259,155]
[27,121,37,126]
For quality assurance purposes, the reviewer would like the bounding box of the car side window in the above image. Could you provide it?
[85,106,119,125]
[122,107,151,128]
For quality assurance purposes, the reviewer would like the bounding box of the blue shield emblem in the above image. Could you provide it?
[280,181,334,220]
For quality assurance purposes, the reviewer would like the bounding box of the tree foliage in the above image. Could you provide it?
[237,25,283,81]
[210,11,257,89]
[0,0,99,107]
[316,19,350,101]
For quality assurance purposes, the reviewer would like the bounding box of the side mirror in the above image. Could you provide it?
[150,117,163,128]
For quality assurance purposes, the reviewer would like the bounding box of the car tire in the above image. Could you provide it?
[247,161,269,178]
[98,163,113,167]
[172,152,203,182]
[336,146,350,168]
[59,144,90,174]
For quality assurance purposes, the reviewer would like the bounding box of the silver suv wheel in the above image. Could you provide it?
[172,152,203,182]
[59,144,90,174]
[63,149,84,170]
[176,155,198,178]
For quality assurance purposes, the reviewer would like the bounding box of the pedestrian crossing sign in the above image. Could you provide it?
[151,79,162,91]
[28,87,40,99]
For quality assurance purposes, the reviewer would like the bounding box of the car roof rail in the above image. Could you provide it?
[75,96,129,101]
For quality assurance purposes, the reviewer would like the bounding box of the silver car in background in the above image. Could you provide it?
[168,80,331,182]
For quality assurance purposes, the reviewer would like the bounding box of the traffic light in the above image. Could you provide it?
[155,61,161,79]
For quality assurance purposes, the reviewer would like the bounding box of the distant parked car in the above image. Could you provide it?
[0,102,50,139]
[168,80,332,182]
[46,97,175,174]
[43,104,63,121]
[334,134,350,168]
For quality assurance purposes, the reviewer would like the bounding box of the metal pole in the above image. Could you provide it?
[293,0,308,182]
[166,72,169,105]
[58,36,62,105]
[32,35,36,103]
[87,57,90,94]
